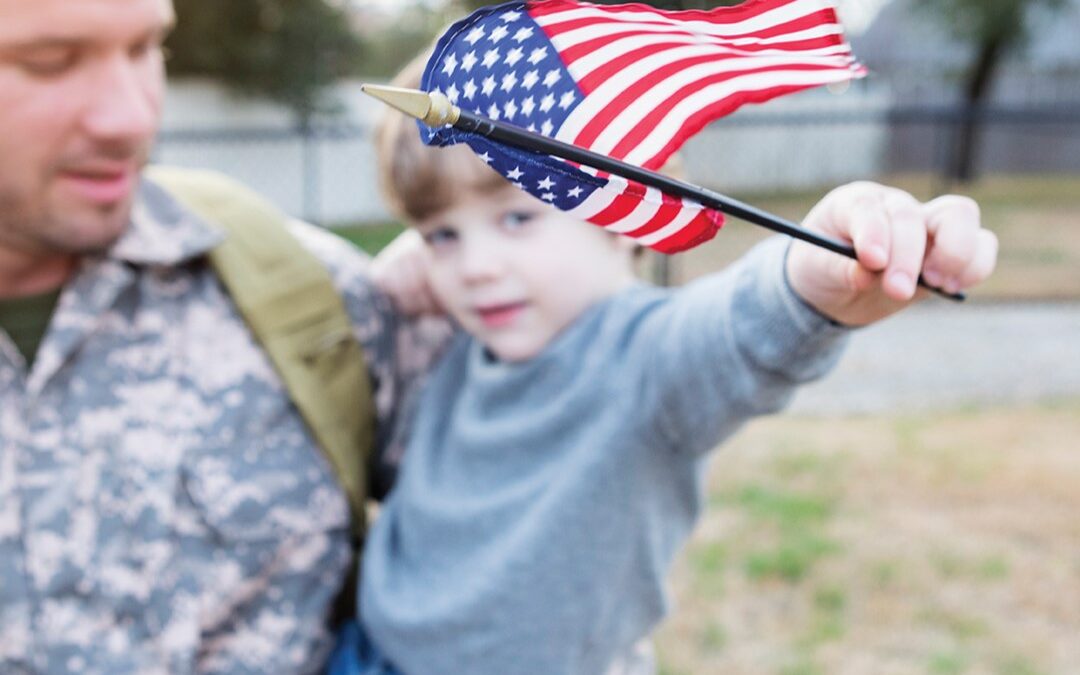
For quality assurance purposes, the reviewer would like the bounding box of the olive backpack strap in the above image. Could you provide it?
[145,165,374,541]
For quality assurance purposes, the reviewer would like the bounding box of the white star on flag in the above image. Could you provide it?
[507,167,524,180]
[482,49,500,68]
[461,50,477,73]
[441,53,457,76]
[505,47,524,67]
[537,176,555,190]
[489,25,509,43]
[464,27,484,45]
[527,47,547,65]
[522,70,539,90]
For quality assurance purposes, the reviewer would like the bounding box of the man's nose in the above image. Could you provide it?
[80,54,160,146]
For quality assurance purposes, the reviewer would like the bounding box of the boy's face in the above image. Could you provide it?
[417,184,635,362]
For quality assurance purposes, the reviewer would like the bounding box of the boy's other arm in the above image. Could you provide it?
[640,236,849,457]
[786,182,998,327]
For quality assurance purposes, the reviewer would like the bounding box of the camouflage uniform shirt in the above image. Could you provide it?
[0,179,437,675]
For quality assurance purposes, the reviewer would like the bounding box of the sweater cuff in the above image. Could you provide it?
[739,236,850,378]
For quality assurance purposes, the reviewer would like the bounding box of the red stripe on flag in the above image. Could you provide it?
[528,0,811,27]
[601,63,844,165]
[587,190,644,227]
[650,209,725,254]
[623,195,683,239]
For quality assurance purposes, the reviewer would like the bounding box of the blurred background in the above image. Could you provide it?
[159,1,1080,673]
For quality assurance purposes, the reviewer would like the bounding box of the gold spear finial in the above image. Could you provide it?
[361,84,459,127]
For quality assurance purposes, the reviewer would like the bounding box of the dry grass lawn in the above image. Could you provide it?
[655,399,1080,675]
[668,174,1080,301]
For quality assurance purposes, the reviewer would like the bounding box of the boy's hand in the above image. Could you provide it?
[371,230,443,316]
[786,182,998,326]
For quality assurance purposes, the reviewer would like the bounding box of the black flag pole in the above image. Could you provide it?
[362,84,964,302]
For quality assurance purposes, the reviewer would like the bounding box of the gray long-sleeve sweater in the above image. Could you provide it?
[359,237,849,675]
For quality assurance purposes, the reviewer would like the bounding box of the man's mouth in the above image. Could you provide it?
[474,301,528,328]
[56,164,138,206]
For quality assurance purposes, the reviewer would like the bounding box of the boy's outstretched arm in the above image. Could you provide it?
[786,182,999,327]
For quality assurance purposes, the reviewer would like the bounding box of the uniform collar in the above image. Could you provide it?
[107,175,225,267]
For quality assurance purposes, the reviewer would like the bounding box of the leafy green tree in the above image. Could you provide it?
[166,0,363,121]
[914,0,1066,182]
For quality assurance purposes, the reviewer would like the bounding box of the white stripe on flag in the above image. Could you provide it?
[561,28,851,85]
[533,0,835,41]
[549,17,844,56]
[558,50,854,145]
[636,203,706,247]
[603,187,665,234]
[565,176,627,220]
[622,67,856,166]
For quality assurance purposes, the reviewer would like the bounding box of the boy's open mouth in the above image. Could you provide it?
[474,301,528,328]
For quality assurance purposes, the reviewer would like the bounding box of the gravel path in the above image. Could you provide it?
[789,301,1080,415]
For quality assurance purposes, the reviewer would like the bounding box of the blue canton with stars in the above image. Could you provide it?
[421,1,605,212]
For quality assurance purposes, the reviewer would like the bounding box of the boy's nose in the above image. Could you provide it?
[459,236,504,284]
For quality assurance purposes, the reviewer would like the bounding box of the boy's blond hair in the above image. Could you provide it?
[375,53,507,223]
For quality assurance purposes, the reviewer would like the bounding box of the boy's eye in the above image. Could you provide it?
[500,211,535,230]
[422,227,458,248]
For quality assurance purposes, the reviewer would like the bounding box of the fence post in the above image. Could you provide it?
[301,121,322,224]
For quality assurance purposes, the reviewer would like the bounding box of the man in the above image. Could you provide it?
[0,0,437,672]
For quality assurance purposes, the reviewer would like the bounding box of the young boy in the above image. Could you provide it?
[343,68,998,675]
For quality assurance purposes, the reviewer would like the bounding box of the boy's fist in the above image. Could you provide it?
[786,182,999,327]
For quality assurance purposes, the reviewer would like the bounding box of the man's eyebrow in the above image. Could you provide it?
[1,22,175,53]
[1,37,87,51]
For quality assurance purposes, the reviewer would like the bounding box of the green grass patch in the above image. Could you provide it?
[330,221,405,254]
[744,532,841,582]
[928,651,970,675]
[688,542,727,597]
[918,607,990,641]
[699,620,728,652]
[731,484,835,529]
[994,654,1047,675]
[779,657,824,675]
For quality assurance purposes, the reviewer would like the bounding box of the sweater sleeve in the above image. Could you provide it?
[637,235,850,457]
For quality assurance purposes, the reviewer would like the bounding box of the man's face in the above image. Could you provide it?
[0,0,173,257]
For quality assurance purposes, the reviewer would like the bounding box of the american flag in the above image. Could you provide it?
[421,0,865,253]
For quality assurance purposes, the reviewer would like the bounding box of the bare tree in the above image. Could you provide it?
[914,0,1066,183]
